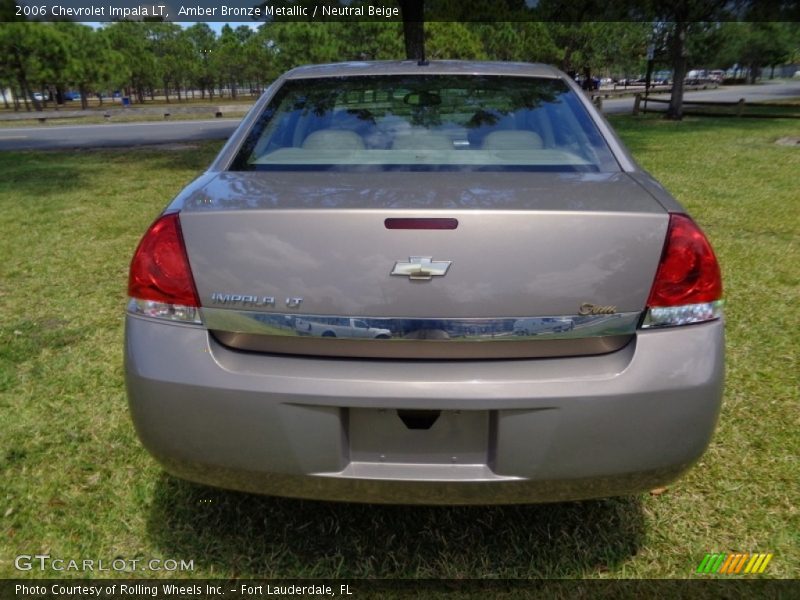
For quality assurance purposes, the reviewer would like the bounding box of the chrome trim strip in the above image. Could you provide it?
[200,308,641,342]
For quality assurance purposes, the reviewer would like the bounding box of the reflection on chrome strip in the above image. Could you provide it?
[200,308,641,341]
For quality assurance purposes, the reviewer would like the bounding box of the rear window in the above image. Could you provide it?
[231,75,619,173]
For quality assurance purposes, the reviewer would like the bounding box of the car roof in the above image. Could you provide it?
[283,60,564,80]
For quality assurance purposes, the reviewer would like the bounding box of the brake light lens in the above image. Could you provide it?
[641,213,723,328]
[127,212,201,323]
[385,218,459,230]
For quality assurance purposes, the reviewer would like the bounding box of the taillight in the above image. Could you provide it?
[641,213,723,328]
[127,212,201,323]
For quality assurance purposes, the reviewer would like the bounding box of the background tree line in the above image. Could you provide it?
[0,20,797,112]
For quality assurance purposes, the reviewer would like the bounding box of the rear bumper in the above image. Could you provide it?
[125,315,724,504]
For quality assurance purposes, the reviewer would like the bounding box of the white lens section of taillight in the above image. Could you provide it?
[641,300,723,329]
[127,298,202,324]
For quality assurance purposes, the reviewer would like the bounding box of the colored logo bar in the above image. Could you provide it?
[696,553,773,574]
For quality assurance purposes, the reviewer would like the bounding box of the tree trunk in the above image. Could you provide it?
[20,79,35,111]
[79,85,88,110]
[581,67,596,91]
[666,21,688,121]
[163,79,170,103]
[561,48,573,75]
[748,63,758,84]
[10,47,32,111]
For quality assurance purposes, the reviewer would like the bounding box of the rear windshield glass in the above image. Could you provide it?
[231,75,619,173]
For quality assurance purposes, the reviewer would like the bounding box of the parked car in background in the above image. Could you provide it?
[685,69,712,85]
[126,61,724,504]
[295,317,392,339]
[574,75,600,90]
[651,71,672,85]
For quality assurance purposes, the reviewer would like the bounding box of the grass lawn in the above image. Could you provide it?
[0,116,798,581]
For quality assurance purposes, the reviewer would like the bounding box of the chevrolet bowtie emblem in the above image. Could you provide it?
[391,256,452,281]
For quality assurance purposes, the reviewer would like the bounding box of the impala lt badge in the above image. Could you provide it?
[391,256,452,281]
[209,293,303,309]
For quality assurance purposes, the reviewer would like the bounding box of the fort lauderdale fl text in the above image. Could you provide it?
[30,3,401,19]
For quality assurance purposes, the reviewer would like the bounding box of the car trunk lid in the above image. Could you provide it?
[178,171,668,358]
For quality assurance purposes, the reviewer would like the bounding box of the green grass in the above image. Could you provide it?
[0,117,798,581]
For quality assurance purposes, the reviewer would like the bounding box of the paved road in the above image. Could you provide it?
[602,79,800,114]
[0,118,241,151]
[1,80,798,151]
